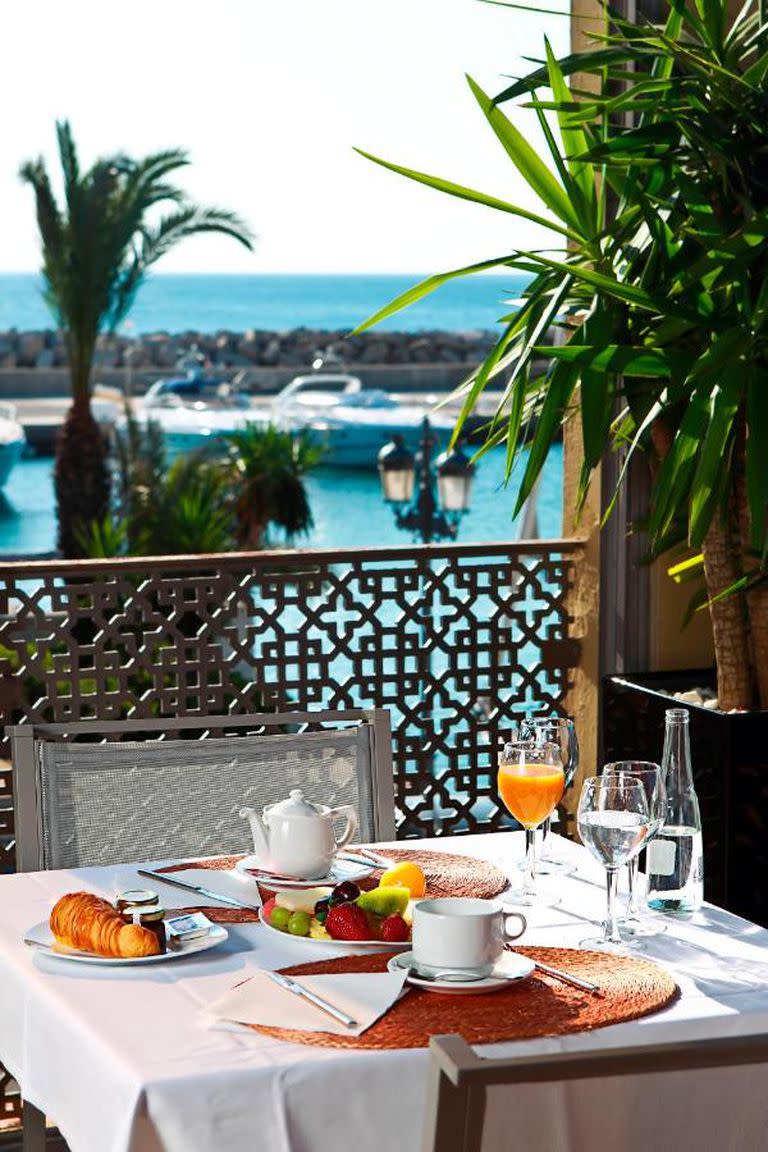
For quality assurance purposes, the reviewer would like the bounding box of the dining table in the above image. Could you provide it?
[1,832,768,1152]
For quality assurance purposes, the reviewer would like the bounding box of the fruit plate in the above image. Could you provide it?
[235,854,375,890]
[387,950,534,994]
[24,920,229,965]
[257,907,411,950]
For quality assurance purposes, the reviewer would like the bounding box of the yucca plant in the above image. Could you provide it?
[219,423,322,549]
[20,121,253,557]
[356,0,768,711]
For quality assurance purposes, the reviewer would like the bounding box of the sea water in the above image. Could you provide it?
[0,272,530,335]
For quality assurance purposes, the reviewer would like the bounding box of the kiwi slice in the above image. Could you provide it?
[356,886,410,917]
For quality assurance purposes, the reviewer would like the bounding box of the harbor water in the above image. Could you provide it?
[0,445,563,556]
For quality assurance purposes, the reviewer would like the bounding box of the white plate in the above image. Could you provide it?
[257,906,411,950]
[387,950,535,994]
[24,920,229,966]
[235,854,374,890]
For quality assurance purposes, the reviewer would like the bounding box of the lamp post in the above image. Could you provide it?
[377,417,474,543]
[378,417,474,831]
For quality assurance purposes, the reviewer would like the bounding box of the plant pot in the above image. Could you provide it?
[602,669,768,927]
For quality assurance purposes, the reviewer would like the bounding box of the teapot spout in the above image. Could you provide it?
[239,806,270,862]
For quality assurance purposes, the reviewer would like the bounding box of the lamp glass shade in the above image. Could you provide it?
[379,465,415,504]
[378,436,415,504]
[437,470,473,513]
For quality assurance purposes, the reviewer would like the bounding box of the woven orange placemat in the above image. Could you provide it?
[160,848,509,925]
[246,948,679,1050]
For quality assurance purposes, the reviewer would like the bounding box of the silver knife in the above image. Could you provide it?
[504,946,603,996]
[138,869,262,912]
[267,969,358,1028]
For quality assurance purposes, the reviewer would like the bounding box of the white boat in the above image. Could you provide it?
[123,367,256,459]
[124,362,459,470]
[0,403,26,488]
[272,372,457,469]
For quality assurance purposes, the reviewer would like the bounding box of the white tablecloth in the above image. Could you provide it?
[1,835,768,1152]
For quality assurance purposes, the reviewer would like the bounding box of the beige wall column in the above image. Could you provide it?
[561,0,604,823]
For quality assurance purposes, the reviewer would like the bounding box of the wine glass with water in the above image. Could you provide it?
[602,761,666,942]
[577,776,652,951]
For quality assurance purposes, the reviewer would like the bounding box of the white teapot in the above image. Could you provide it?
[240,789,358,880]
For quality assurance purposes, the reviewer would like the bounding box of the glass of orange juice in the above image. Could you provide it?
[498,739,564,906]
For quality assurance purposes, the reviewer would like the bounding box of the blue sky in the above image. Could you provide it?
[1,0,569,274]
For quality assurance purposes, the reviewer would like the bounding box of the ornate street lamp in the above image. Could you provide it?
[378,417,474,543]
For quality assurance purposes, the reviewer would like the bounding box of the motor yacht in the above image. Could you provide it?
[272,371,456,469]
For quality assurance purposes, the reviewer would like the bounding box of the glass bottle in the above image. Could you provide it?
[647,708,704,913]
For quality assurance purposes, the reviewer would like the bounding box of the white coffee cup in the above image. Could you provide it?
[412,898,527,976]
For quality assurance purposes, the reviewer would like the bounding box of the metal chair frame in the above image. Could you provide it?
[9,708,395,874]
[422,1032,768,1152]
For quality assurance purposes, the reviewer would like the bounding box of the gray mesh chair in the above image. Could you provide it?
[9,709,395,873]
[422,1032,768,1152]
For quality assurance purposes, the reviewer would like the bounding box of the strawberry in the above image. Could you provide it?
[326,903,370,941]
[380,914,410,943]
[262,896,277,921]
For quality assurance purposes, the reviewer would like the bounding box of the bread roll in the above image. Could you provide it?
[50,892,161,958]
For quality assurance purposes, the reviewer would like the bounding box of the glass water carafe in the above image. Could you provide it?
[647,708,703,914]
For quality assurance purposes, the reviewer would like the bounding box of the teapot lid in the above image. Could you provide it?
[268,789,324,819]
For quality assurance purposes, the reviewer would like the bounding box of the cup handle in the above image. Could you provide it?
[503,911,527,942]
[329,805,358,851]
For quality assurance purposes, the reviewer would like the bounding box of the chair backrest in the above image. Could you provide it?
[9,709,395,871]
[422,1032,768,1152]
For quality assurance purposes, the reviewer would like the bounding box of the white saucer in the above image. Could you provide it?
[235,854,374,890]
[387,950,535,994]
[24,920,229,966]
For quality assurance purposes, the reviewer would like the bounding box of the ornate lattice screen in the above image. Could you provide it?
[0,540,581,863]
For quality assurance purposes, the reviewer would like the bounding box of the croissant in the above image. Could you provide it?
[50,892,161,958]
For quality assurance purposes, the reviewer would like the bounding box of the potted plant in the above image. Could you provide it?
[355,1,768,919]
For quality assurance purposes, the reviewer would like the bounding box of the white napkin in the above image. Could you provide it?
[209,970,408,1037]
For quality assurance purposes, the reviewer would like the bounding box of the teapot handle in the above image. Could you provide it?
[329,805,358,851]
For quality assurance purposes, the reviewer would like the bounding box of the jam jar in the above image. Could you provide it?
[116,889,160,914]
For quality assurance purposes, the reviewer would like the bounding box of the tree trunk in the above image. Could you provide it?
[702,512,753,710]
[55,347,110,557]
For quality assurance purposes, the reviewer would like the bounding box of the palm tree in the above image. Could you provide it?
[20,121,253,557]
[221,423,322,548]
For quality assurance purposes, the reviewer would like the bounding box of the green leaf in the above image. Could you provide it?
[465,75,581,232]
[668,554,704,582]
[543,39,596,225]
[353,148,578,240]
[513,358,578,514]
[542,345,679,376]
[514,250,683,314]
[688,370,742,546]
[648,382,712,547]
[351,255,515,334]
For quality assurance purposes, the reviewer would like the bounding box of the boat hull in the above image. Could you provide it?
[0,437,24,488]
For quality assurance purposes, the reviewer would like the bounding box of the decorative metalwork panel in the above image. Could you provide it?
[0,540,581,858]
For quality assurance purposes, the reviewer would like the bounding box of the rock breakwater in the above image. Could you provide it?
[0,327,501,371]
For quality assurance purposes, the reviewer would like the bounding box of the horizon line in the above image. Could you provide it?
[0,268,519,279]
